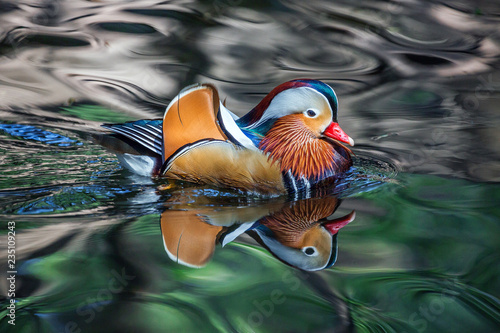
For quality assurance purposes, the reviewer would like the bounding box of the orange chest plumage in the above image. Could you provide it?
[259,115,352,181]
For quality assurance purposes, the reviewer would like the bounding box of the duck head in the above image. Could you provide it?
[237,79,354,181]
[250,196,355,271]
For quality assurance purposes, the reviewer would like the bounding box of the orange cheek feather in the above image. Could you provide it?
[301,112,331,136]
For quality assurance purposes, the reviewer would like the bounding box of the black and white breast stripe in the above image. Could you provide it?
[283,170,312,200]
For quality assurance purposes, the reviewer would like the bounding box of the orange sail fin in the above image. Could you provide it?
[162,84,227,162]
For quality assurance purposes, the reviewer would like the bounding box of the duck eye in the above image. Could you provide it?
[305,109,317,118]
[303,247,316,256]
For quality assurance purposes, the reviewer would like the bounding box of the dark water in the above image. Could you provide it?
[1,0,499,332]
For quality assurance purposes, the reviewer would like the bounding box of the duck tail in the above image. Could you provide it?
[97,119,164,176]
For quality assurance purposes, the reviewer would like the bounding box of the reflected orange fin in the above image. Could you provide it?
[160,210,223,268]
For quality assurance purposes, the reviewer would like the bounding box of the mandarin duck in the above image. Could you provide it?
[161,196,355,271]
[98,79,354,196]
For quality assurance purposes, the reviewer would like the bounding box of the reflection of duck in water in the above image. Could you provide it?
[160,196,355,271]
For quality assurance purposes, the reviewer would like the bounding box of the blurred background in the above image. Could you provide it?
[0,0,499,332]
